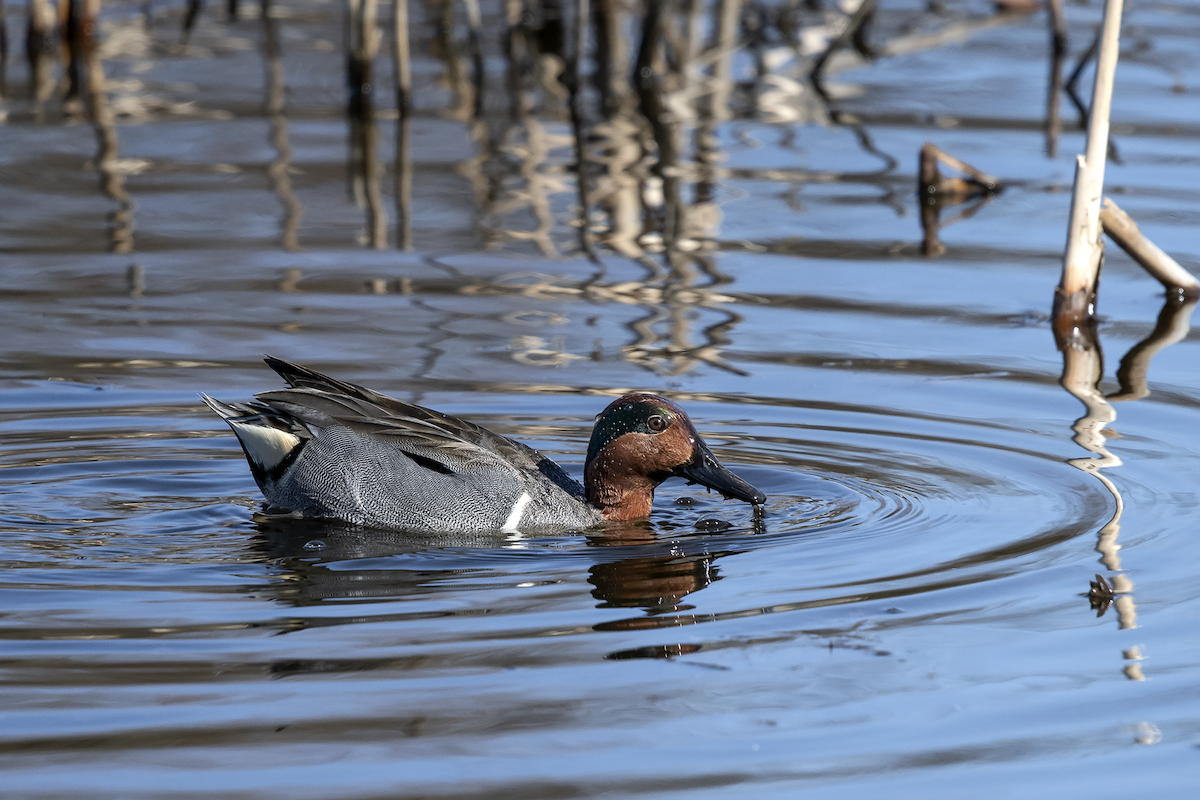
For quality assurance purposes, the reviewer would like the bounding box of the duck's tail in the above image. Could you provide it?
[201,393,308,482]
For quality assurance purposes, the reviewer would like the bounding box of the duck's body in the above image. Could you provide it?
[204,357,765,533]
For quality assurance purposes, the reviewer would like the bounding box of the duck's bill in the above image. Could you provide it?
[676,446,767,506]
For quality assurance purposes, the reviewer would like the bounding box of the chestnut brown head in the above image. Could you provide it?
[583,394,765,521]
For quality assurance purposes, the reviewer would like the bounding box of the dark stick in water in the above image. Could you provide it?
[1044,0,1066,157]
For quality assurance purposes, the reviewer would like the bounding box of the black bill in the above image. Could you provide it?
[675,442,766,506]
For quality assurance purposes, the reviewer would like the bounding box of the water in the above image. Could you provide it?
[3,0,1200,796]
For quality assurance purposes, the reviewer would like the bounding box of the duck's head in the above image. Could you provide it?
[583,393,766,522]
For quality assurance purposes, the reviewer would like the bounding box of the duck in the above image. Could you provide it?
[203,356,766,533]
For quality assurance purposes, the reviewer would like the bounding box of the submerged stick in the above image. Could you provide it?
[1099,198,1200,296]
[919,143,999,194]
[1056,0,1122,336]
[918,144,1000,257]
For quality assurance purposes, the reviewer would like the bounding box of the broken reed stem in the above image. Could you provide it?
[918,143,1001,257]
[1057,0,1123,330]
[1100,198,1200,296]
[922,143,999,188]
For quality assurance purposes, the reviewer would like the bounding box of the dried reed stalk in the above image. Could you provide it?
[1099,198,1200,297]
[1056,0,1123,336]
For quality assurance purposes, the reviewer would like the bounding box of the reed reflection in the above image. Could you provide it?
[347,0,387,248]
[10,0,1035,259]
[82,17,137,252]
[25,0,58,116]
[262,0,304,251]
[455,261,751,376]
[391,0,413,249]
[1055,294,1195,679]
[440,0,1027,266]
[6,0,1065,381]
[1107,297,1197,404]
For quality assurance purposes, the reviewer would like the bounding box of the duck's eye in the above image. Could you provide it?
[646,415,667,432]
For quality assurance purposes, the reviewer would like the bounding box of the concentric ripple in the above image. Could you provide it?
[1,387,1115,628]
[2,370,1198,799]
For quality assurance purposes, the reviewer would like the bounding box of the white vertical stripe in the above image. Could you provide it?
[501,491,532,533]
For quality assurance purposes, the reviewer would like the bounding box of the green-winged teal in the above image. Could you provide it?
[203,357,766,532]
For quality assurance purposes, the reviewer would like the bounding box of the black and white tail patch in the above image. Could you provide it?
[227,420,302,473]
[202,394,307,483]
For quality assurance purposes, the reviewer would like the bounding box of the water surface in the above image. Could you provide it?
[2,0,1200,796]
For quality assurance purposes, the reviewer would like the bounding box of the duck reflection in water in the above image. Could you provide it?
[588,551,722,615]
[249,514,744,668]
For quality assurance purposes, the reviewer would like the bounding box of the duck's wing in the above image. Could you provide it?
[257,357,586,497]
[263,356,519,450]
